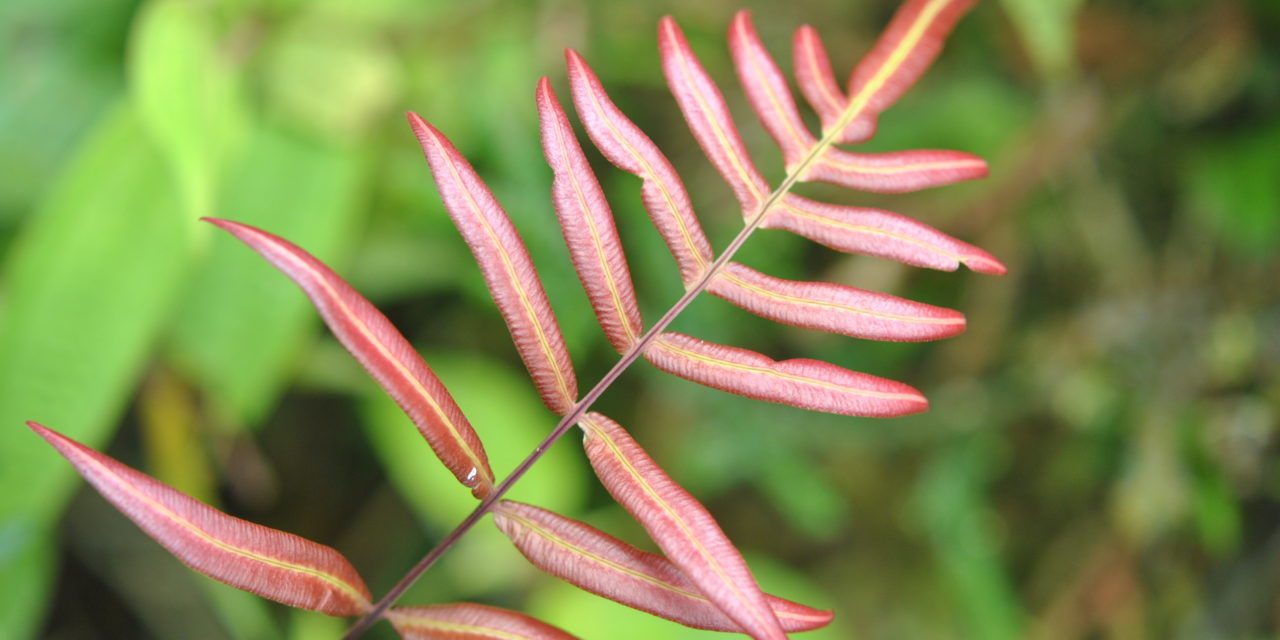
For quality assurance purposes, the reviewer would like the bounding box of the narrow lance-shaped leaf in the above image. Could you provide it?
[645,332,928,417]
[803,147,988,194]
[659,16,771,216]
[408,113,579,415]
[494,500,833,633]
[765,194,1007,275]
[707,261,965,342]
[836,0,978,144]
[578,413,786,640]
[206,218,495,497]
[728,10,815,169]
[538,78,643,354]
[386,603,578,640]
[29,422,371,617]
[792,25,848,138]
[565,49,714,287]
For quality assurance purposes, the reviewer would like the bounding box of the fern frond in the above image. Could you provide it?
[31,2,1006,638]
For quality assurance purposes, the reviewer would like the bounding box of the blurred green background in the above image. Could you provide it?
[2,0,1277,638]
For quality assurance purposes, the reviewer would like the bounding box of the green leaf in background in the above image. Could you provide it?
[912,439,1024,640]
[129,0,246,219]
[1184,120,1280,258]
[998,0,1085,83]
[0,102,190,638]
[168,122,365,431]
[261,5,398,142]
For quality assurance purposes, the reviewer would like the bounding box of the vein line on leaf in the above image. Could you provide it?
[553,105,638,345]
[425,129,578,408]
[270,240,491,484]
[578,64,711,277]
[717,271,963,324]
[76,446,369,608]
[665,18,766,206]
[652,337,923,401]
[581,415,779,634]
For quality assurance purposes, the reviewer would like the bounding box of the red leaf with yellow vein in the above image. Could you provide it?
[538,77,644,354]
[766,194,1007,275]
[804,147,988,193]
[578,413,786,640]
[34,4,1010,637]
[565,48,715,287]
[729,10,815,168]
[205,218,494,498]
[708,261,966,341]
[387,603,578,640]
[494,500,833,633]
[792,25,847,138]
[29,422,371,617]
[408,113,579,415]
[660,15,771,216]
[838,0,978,144]
[645,332,928,417]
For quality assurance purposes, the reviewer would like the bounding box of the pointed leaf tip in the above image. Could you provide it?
[203,217,494,498]
[766,195,1006,275]
[659,14,770,216]
[708,262,966,342]
[579,413,786,640]
[645,332,928,417]
[565,48,714,287]
[495,500,833,633]
[28,422,372,616]
[407,113,579,415]
[729,10,815,168]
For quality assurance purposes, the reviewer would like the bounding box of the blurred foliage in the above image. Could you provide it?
[1,0,1277,639]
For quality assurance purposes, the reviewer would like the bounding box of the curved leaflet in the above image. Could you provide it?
[206,218,494,498]
[29,422,371,617]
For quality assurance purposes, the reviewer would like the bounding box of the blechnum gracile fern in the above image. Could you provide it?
[28,1,1007,638]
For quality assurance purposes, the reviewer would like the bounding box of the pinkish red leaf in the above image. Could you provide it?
[645,332,928,417]
[707,261,965,341]
[408,113,579,415]
[205,218,494,497]
[578,413,786,640]
[792,25,848,140]
[387,603,577,640]
[494,500,833,633]
[659,16,771,216]
[537,78,644,354]
[764,195,1007,275]
[804,147,988,193]
[565,49,714,287]
[29,422,371,616]
[728,10,815,169]
[838,0,978,144]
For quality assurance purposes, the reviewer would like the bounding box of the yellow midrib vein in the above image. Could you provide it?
[583,416,779,634]
[80,448,368,607]
[430,133,577,408]
[274,244,491,486]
